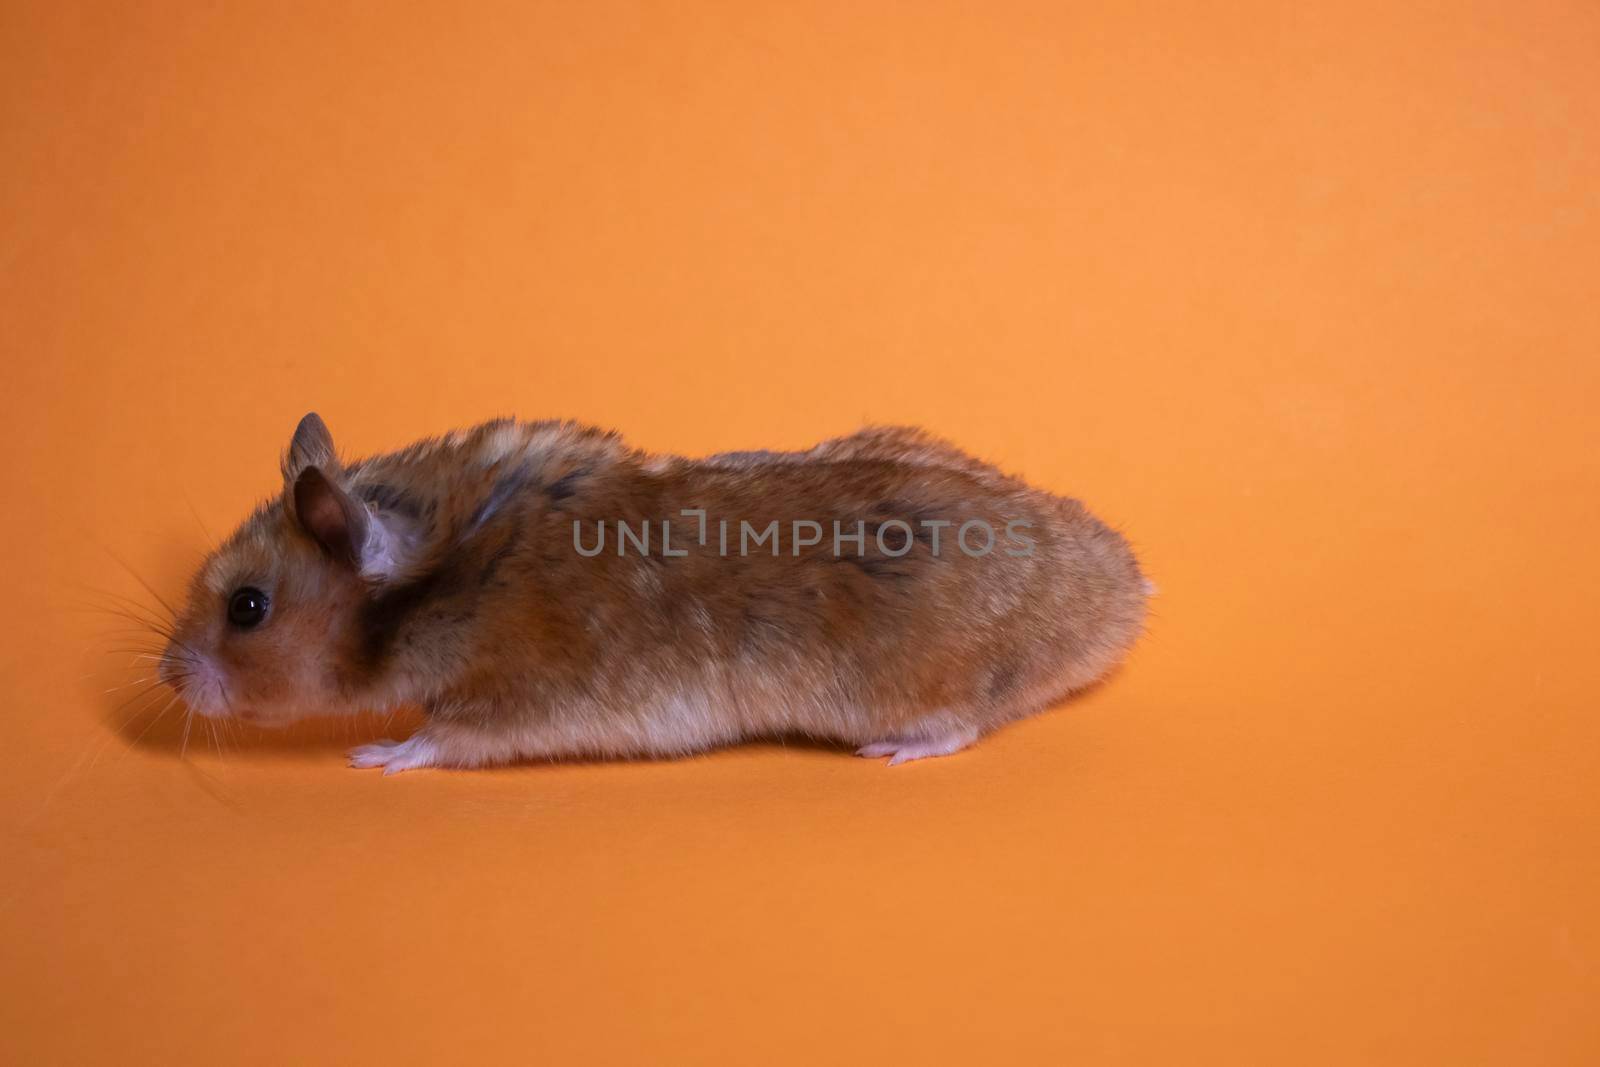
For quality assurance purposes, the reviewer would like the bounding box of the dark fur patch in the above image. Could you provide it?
[358,482,427,521]
[860,520,915,555]
[469,468,533,533]
[841,555,915,582]
[543,468,588,509]
[987,663,1019,701]
[478,517,524,587]
[360,568,451,666]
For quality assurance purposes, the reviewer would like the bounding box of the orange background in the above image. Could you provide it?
[2,2,1597,1063]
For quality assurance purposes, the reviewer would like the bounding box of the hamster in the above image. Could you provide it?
[156,414,1149,773]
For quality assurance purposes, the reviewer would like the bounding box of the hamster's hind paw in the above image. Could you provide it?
[855,725,978,767]
[348,734,439,776]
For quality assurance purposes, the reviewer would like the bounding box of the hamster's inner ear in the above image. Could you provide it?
[293,466,368,568]
[284,412,342,483]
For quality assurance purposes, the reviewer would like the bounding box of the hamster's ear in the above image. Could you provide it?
[284,412,342,483]
[292,466,368,568]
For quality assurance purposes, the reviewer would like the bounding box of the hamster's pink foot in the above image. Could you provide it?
[855,725,978,766]
[348,734,439,775]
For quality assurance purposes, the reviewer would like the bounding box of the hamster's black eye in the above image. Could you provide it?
[227,587,269,629]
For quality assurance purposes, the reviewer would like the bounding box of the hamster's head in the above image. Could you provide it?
[158,414,409,726]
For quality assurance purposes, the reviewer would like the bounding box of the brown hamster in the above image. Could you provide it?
[157,415,1149,773]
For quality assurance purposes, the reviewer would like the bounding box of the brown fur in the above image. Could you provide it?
[159,415,1149,771]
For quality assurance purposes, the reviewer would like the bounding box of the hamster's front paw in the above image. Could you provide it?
[348,733,439,775]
